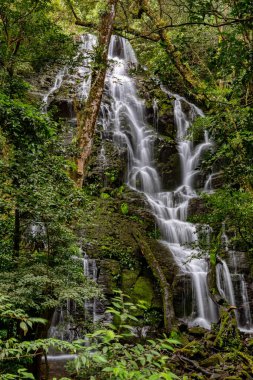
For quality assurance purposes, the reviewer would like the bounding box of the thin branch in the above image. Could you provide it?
[144,16,253,38]
[75,19,97,29]
[65,0,81,22]
[115,25,160,41]
[177,354,212,376]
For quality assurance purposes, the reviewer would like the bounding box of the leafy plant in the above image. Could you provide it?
[67,291,181,379]
[120,203,129,215]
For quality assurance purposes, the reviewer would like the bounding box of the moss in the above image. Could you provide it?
[188,326,207,337]
[214,308,241,350]
[99,259,121,294]
[178,340,204,359]
[121,269,140,291]
[132,276,155,308]
[200,353,223,367]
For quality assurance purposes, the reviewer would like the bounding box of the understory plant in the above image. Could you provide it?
[66,291,181,380]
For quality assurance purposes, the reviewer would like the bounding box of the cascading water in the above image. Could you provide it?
[41,34,96,112]
[42,67,67,112]
[216,225,253,332]
[105,36,218,328]
[83,255,99,323]
[105,36,253,331]
[107,37,161,195]
[41,33,252,332]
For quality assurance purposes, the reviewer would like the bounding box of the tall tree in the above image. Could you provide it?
[69,0,118,187]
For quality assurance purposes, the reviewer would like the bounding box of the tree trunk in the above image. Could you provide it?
[132,229,175,332]
[74,0,118,187]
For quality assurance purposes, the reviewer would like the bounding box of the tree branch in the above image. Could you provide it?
[151,16,253,33]
[65,0,81,22]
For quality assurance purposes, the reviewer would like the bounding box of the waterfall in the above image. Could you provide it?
[104,36,218,329]
[82,255,99,323]
[42,33,252,332]
[42,68,67,111]
[216,222,253,332]
[41,34,96,111]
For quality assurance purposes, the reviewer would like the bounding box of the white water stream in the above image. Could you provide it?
[216,225,253,332]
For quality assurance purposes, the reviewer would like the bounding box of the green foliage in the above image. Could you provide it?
[191,188,253,256]
[0,0,75,91]
[209,252,216,266]
[100,192,110,199]
[198,106,253,186]
[120,202,129,215]
[0,93,56,146]
[105,168,119,183]
[0,91,100,359]
[99,239,136,269]
[67,291,181,380]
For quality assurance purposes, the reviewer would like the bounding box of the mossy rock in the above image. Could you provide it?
[121,269,140,291]
[200,354,224,368]
[132,276,155,308]
[98,259,121,295]
[178,340,204,359]
[188,326,207,337]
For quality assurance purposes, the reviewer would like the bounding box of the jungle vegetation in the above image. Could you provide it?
[0,0,252,379]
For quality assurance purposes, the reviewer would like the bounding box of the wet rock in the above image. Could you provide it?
[173,273,193,318]
[50,98,75,119]
[210,374,223,379]
[188,326,207,337]
[200,353,223,367]
[122,269,140,290]
[188,197,207,218]
[154,137,181,190]
[132,276,155,308]
[98,259,121,295]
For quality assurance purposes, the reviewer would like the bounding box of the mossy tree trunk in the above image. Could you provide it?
[133,229,175,332]
[74,0,118,187]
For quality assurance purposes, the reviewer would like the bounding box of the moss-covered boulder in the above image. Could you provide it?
[132,276,155,308]
[200,353,224,367]
[121,269,140,291]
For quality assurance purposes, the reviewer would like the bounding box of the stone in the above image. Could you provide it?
[188,326,207,337]
[122,269,140,291]
[98,259,121,295]
[210,375,223,379]
[200,353,223,367]
[132,276,155,308]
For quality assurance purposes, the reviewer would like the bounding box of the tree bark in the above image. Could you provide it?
[74,0,118,187]
[132,229,175,332]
